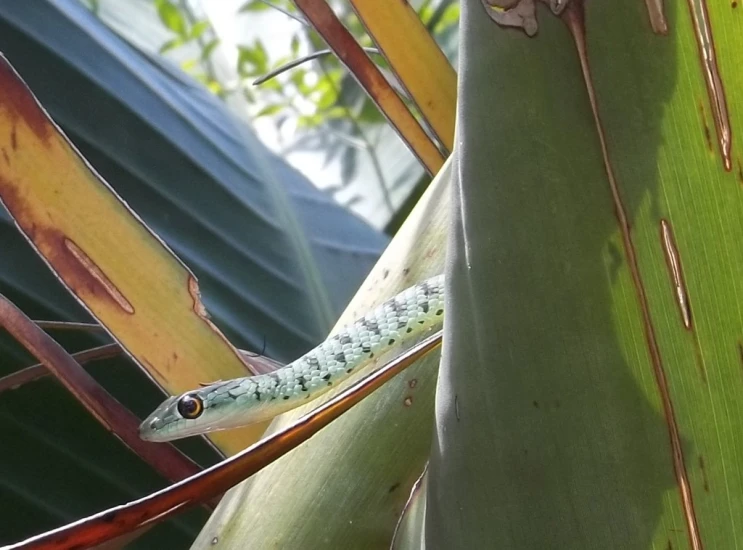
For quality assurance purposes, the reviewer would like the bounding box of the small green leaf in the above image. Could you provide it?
[316,86,339,111]
[255,104,283,118]
[324,106,348,120]
[253,40,269,73]
[297,113,323,128]
[433,3,460,32]
[190,20,210,40]
[155,0,188,38]
[259,78,282,92]
[237,42,269,75]
[159,38,184,54]
[357,97,385,124]
[201,39,220,61]
[290,69,309,96]
[239,0,271,12]
[206,80,223,95]
[180,59,198,72]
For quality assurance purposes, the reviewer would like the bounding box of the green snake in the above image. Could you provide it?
[139,275,445,442]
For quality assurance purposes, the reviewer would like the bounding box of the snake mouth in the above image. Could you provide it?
[138,395,179,442]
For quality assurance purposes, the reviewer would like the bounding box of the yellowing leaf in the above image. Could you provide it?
[0,55,265,455]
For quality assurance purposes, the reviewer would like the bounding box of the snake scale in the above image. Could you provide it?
[139,275,445,442]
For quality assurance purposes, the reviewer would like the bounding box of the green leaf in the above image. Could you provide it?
[428,1,743,548]
[290,69,311,96]
[205,79,222,95]
[201,38,220,61]
[180,58,198,72]
[237,41,269,76]
[255,104,283,118]
[315,84,339,111]
[190,20,210,40]
[297,113,323,128]
[155,0,188,39]
[158,37,183,54]
[324,106,348,120]
[238,0,271,13]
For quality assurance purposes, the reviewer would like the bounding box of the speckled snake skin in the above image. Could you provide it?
[140,275,445,442]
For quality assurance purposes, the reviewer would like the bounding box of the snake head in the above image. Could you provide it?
[139,376,278,442]
[139,387,238,442]
[138,392,206,442]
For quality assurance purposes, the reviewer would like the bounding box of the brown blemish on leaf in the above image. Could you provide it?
[687,0,732,170]
[698,456,710,492]
[699,102,713,152]
[408,378,418,389]
[737,341,743,373]
[644,0,669,34]
[532,400,539,408]
[737,160,743,184]
[733,1,739,8]
[188,275,209,319]
[403,396,413,407]
[0,56,52,144]
[0,177,138,315]
[659,221,708,383]
[187,275,255,374]
[2,148,8,165]
[660,220,693,330]
[388,482,400,493]
[563,3,703,547]
[64,238,135,314]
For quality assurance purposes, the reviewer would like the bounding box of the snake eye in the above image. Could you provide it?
[176,394,204,419]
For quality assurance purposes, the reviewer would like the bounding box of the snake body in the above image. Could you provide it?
[139,275,445,442]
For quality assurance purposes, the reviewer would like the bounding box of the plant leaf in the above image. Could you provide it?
[428,1,743,547]
[190,156,452,549]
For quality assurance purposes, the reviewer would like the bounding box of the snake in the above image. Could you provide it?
[139,275,445,442]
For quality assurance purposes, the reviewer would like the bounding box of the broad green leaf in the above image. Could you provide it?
[427,1,743,548]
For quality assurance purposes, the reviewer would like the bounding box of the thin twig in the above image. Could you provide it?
[253,47,380,85]
[0,343,121,394]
